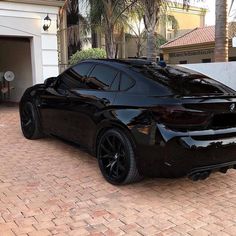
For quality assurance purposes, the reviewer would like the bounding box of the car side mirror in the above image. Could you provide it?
[44,77,57,87]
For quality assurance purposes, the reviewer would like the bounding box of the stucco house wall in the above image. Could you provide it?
[0,0,63,102]
[181,62,236,91]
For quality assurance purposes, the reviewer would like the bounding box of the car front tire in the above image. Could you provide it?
[20,101,44,140]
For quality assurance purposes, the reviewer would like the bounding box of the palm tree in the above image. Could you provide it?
[215,0,228,62]
[214,0,235,62]
[126,2,146,57]
[141,0,233,63]
[67,0,89,56]
[140,0,193,62]
[102,0,118,58]
[140,0,161,62]
[89,0,103,48]
[102,0,139,58]
[86,0,231,62]
[85,0,137,58]
[127,2,177,58]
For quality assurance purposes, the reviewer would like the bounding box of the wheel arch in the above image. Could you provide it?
[93,120,137,157]
[19,86,44,137]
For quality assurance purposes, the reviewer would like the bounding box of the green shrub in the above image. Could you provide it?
[69,48,107,65]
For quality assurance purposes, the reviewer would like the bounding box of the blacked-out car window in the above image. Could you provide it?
[158,66,234,95]
[87,65,118,90]
[110,73,120,91]
[73,63,93,77]
[120,73,134,91]
[133,65,234,96]
[57,63,93,91]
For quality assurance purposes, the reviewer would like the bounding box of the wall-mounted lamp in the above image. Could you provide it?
[43,14,52,31]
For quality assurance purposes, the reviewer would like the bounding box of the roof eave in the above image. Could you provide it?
[161,41,215,51]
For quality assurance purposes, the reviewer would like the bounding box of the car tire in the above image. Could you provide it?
[97,128,142,185]
[20,101,44,140]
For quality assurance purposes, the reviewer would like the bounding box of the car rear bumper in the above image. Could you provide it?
[187,161,236,181]
[135,124,236,178]
[180,136,236,149]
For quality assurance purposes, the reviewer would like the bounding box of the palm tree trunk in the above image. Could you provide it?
[215,0,228,62]
[105,23,116,58]
[91,30,98,48]
[142,0,161,62]
[147,31,157,62]
[137,38,142,57]
[102,0,116,58]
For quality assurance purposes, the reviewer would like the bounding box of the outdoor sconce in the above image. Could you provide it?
[43,14,51,31]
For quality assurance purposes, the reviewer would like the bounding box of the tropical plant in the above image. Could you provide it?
[126,1,178,58]
[140,0,232,62]
[83,0,231,62]
[66,0,90,56]
[84,0,138,58]
[166,15,179,36]
[139,0,192,62]
[139,0,161,62]
[89,0,103,48]
[156,34,167,48]
[69,48,107,65]
[126,2,146,57]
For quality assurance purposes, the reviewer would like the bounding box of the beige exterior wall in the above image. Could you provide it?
[170,9,205,30]
[163,42,236,64]
[157,6,206,41]
[125,37,147,58]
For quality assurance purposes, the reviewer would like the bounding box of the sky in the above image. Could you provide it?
[205,0,236,26]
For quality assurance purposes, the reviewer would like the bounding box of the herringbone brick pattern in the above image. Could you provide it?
[1,105,236,236]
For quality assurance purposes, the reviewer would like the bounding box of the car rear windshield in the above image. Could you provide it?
[134,64,234,96]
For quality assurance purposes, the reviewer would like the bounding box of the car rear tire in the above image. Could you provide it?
[97,129,142,185]
[20,101,44,140]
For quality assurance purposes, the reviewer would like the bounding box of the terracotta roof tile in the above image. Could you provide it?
[161,23,236,49]
[161,26,215,49]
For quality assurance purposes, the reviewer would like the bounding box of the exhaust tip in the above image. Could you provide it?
[189,171,210,181]
[189,172,201,181]
[220,167,229,174]
[199,171,210,180]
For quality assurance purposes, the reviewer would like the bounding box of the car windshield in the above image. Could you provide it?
[132,64,234,96]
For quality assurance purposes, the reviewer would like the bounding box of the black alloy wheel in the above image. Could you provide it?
[20,101,43,139]
[97,129,141,185]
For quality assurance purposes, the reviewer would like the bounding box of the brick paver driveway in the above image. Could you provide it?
[1,105,236,236]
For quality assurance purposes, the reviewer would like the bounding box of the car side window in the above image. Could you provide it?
[86,65,118,91]
[110,73,120,91]
[57,63,93,91]
[120,73,135,91]
[73,63,94,77]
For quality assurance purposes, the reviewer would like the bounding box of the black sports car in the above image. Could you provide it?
[20,59,236,185]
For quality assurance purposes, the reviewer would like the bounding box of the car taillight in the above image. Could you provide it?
[151,105,211,128]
